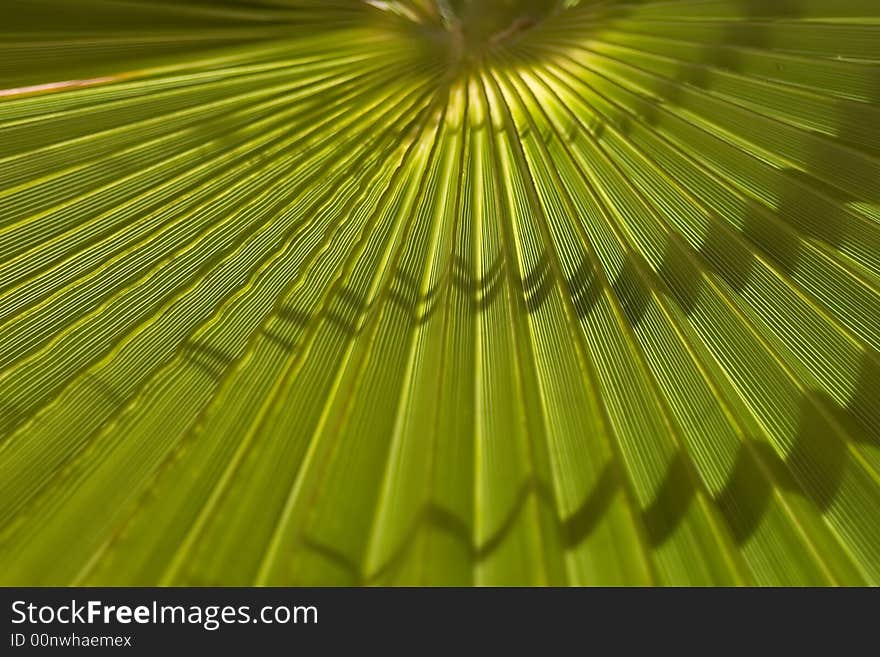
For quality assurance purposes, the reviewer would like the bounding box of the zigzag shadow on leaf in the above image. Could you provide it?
[297,391,862,583]
[256,247,541,356]
[181,339,238,380]
[607,0,879,253]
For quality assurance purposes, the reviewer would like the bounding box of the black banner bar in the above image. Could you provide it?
[0,587,873,653]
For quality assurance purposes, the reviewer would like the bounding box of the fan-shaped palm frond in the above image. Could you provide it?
[1,0,879,586]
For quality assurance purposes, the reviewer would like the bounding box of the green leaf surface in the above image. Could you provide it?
[1,0,879,585]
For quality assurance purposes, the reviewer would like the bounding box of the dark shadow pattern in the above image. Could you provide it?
[592,0,878,277]
[840,355,880,446]
[181,339,236,380]
[567,256,602,319]
[0,399,26,438]
[295,384,870,583]
[610,252,651,327]
[521,252,555,313]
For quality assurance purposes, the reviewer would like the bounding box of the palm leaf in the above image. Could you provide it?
[1,0,878,586]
